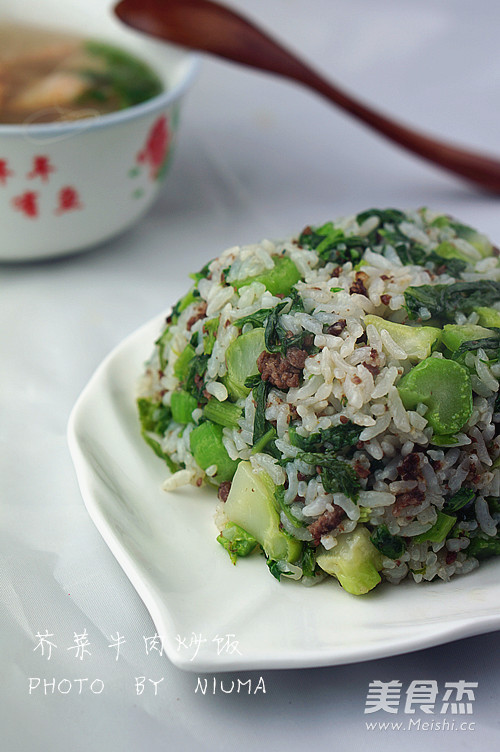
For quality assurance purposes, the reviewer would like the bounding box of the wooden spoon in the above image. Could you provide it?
[115,0,500,193]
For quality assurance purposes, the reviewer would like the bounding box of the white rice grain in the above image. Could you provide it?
[205,381,228,401]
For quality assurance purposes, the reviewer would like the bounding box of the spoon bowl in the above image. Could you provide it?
[115,0,500,193]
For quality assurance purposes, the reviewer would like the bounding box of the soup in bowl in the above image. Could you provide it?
[0,24,165,124]
[0,0,198,261]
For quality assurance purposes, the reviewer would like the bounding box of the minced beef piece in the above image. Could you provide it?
[354,461,371,479]
[308,506,345,545]
[285,347,308,370]
[362,347,381,377]
[257,348,308,390]
[217,481,231,502]
[186,302,207,330]
[392,489,425,516]
[327,319,347,336]
[349,271,369,297]
[446,551,458,565]
[362,361,380,377]
[398,452,421,481]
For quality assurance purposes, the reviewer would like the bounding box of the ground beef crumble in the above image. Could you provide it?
[398,452,422,481]
[257,347,308,390]
[362,361,380,377]
[392,489,425,517]
[217,481,231,502]
[285,347,308,369]
[349,270,369,297]
[354,461,371,479]
[446,551,458,565]
[362,348,381,377]
[186,302,207,330]
[327,319,347,336]
[308,506,345,545]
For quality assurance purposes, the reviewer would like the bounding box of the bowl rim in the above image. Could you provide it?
[0,50,200,137]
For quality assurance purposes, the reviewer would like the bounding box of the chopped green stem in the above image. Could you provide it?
[170,390,198,424]
[251,426,277,454]
[203,398,242,428]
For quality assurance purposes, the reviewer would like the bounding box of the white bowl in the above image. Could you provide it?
[0,0,199,261]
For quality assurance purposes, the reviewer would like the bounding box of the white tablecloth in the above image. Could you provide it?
[2,1,499,749]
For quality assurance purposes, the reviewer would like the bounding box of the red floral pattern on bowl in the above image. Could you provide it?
[136,115,170,180]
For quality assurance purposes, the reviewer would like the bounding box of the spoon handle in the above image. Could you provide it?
[296,69,500,194]
[116,0,500,192]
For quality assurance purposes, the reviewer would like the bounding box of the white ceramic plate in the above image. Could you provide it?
[68,313,500,672]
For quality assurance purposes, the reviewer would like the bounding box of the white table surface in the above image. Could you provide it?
[2,1,499,749]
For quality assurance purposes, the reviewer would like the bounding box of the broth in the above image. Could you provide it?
[0,23,163,124]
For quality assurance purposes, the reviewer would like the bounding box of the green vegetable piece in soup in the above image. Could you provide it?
[364,314,441,362]
[224,461,302,563]
[80,41,163,110]
[233,256,301,296]
[397,357,472,435]
[316,526,383,595]
[189,421,239,483]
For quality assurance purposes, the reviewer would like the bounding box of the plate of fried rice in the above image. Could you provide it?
[69,208,500,671]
